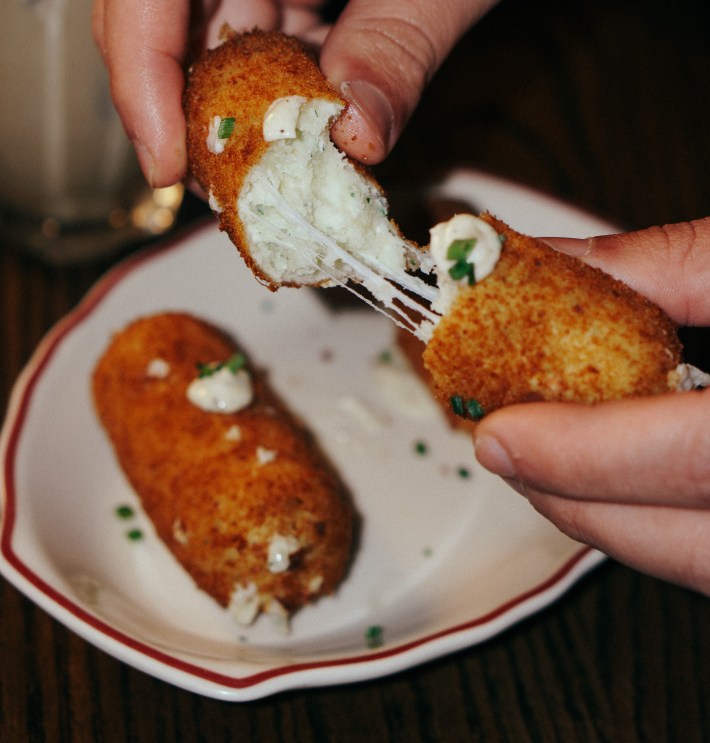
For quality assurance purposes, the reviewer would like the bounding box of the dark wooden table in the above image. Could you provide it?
[2,0,709,739]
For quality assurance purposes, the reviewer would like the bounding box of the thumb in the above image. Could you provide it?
[320,0,496,163]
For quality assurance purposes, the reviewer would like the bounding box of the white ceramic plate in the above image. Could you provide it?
[1,169,613,701]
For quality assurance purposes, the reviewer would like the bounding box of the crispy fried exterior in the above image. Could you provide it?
[184,30,343,286]
[92,312,354,617]
[423,214,682,419]
[395,326,477,434]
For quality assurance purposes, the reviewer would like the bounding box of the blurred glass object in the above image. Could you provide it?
[0,0,183,264]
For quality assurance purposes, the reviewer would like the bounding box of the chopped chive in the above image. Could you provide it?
[225,352,247,374]
[448,259,476,285]
[457,466,471,479]
[217,116,235,139]
[446,238,476,261]
[197,361,216,378]
[414,440,428,455]
[126,528,143,541]
[451,396,485,421]
[450,395,465,417]
[378,349,393,364]
[465,398,485,421]
[115,505,134,520]
[365,625,384,649]
[197,353,246,378]
[422,547,433,557]
[448,260,471,281]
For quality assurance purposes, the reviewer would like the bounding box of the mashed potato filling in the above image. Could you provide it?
[238,98,441,340]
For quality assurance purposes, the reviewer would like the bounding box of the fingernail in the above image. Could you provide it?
[540,236,594,257]
[474,434,517,479]
[339,80,394,158]
[133,139,156,187]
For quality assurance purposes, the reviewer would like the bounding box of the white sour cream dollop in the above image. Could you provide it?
[672,363,710,390]
[228,582,261,626]
[186,366,253,413]
[429,214,502,315]
[206,115,233,154]
[146,357,170,379]
[208,190,222,213]
[263,96,307,142]
[267,534,301,574]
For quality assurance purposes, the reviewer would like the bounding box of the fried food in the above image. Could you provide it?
[184,30,699,418]
[422,214,684,420]
[92,312,354,624]
[184,29,423,300]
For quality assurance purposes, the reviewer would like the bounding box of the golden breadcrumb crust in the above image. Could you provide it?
[423,214,682,419]
[395,325,477,434]
[184,29,343,286]
[92,312,354,615]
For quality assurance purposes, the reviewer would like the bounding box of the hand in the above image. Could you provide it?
[92,0,497,187]
[473,218,710,595]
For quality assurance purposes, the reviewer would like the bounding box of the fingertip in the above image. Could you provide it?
[473,433,517,480]
[329,80,394,164]
[111,70,187,188]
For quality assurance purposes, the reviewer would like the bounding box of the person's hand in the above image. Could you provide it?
[473,217,710,595]
[92,0,497,188]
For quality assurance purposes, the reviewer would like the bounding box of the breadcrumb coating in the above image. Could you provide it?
[185,31,686,419]
[423,215,683,419]
[93,312,354,622]
[185,29,417,293]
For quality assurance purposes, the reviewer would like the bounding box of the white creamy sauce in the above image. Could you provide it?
[208,190,222,213]
[264,599,290,633]
[186,366,253,413]
[672,363,710,390]
[172,519,189,546]
[224,424,242,442]
[308,574,324,594]
[146,357,170,379]
[429,214,503,315]
[267,534,301,574]
[228,582,261,626]
[206,115,231,154]
[262,96,307,142]
[255,446,277,465]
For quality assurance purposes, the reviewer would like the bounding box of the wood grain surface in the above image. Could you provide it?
[2,0,710,740]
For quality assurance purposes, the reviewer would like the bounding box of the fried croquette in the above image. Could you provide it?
[92,312,354,624]
[184,31,705,415]
[184,29,427,306]
[422,214,684,420]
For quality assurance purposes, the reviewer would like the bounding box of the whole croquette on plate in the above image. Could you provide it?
[92,312,355,626]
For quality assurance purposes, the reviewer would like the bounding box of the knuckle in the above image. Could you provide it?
[357,18,440,88]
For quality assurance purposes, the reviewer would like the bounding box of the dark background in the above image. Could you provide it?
[2,0,709,740]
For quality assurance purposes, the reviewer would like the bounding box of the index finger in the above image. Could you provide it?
[97,0,191,187]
